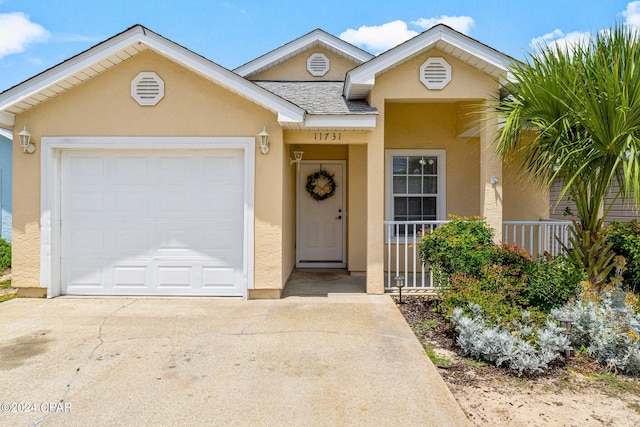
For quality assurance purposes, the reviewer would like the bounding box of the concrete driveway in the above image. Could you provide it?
[0,295,468,426]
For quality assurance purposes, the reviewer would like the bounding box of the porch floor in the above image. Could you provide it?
[282,269,365,298]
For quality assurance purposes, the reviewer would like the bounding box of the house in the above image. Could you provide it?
[0,128,12,242]
[0,24,548,298]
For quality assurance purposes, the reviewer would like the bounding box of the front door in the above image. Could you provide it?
[297,161,345,267]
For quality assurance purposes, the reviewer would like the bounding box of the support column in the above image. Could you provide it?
[480,107,503,242]
[366,119,385,294]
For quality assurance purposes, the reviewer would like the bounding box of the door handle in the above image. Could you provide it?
[336,215,342,220]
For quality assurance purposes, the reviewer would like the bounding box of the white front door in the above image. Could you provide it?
[297,161,345,267]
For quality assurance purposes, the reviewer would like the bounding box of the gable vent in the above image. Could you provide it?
[131,72,165,106]
[420,57,452,90]
[307,53,330,77]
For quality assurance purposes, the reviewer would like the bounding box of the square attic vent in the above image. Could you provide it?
[307,53,330,77]
[420,57,451,90]
[131,72,164,105]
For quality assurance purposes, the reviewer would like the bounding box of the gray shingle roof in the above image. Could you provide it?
[254,81,377,115]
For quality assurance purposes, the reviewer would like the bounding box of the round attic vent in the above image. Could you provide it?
[131,72,165,106]
[420,57,451,90]
[307,53,330,77]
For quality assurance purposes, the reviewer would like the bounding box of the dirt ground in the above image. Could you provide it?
[395,296,640,427]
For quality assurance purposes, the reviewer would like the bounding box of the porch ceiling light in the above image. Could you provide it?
[258,127,270,154]
[290,149,304,171]
[18,126,36,154]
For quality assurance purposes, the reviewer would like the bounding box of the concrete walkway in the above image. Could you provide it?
[0,295,468,426]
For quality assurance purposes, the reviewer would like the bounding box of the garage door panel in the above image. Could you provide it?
[61,149,245,296]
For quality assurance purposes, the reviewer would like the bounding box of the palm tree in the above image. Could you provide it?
[495,24,640,287]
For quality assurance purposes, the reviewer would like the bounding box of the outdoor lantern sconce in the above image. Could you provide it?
[18,126,36,154]
[395,275,406,304]
[258,127,270,154]
[290,150,304,171]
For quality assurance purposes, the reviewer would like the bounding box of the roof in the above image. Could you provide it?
[255,81,377,115]
[0,25,305,128]
[344,24,513,100]
[234,29,373,78]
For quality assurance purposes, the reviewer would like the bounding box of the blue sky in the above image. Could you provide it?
[0,0,638,91]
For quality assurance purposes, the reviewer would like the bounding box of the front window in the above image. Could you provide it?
[386,150,446,237]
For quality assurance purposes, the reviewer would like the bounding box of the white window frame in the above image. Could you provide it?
[385,149,446,240]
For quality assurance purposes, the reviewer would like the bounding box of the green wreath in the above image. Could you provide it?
[306,170,337,201]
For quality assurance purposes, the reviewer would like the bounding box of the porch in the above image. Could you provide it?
[384,220,573,292]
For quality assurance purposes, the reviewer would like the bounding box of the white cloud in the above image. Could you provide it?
[530,29,591,53]
[624,1,640,27]
[411,15,475,34]
[0,12,50,59]
[340,15,475,54]
[340,20,418,53]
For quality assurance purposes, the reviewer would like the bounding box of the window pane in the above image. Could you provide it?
[423,197,436,218]
[393,157,407,174]
[408,157,423,175]
[423,176,437,194]
[393,176,407,194]
[394,197,407,215]
[423,157,437,175]
[408,197,422,215]
[408,176,422,193]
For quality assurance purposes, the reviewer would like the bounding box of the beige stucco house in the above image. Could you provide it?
[0,24,548,299]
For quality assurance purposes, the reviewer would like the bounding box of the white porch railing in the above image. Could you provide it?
[384,220,573,291]
[384,220,448,291]
[502,221,572,257]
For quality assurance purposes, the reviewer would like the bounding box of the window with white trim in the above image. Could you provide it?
[386,149,446,236]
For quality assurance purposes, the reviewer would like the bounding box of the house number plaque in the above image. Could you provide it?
[313,132,342,141]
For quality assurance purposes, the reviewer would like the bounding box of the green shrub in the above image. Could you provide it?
[420,216,494,285]
[607,221,640,293]
[438,268,546,327]
[0,238,10,270]
[526,255,584,312]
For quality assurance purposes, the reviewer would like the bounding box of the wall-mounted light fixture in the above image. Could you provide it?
[258,127,270,154]
[490,176,498,186]
[290,149,304,171]
[18,126,36,154]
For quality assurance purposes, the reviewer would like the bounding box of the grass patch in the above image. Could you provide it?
[0,293,16,303]
[419,319,438,330]
[590,372,640,396]
[0,278,11,290]
[424,344,452,367]
[629,402,640,414]
[463,357,487,368]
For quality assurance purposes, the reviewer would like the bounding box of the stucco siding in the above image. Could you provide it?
[13,50,285,291]
[248,46,359,81]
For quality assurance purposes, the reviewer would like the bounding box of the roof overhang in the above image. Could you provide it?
[280,114,377,131]
[0,127,12,140]
[234,28,373,78]
[0,25,305,127]
[344,24,513,100]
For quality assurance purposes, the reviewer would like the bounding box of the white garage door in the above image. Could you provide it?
[60,149,245,296]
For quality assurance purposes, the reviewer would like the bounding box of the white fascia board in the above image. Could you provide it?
[0,128,12,139]
[234,29,373,77]
[119,30,305,125]
[0,27,147,111]
[345,26,511,100]
[303,114,377,130]
[0,111,14,128]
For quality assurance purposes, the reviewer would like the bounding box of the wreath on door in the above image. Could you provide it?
[306,170,337,201]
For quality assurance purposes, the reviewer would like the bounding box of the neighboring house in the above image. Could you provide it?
[549,179,640,224]
[0,24,548,298]
[0,128,11,242]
